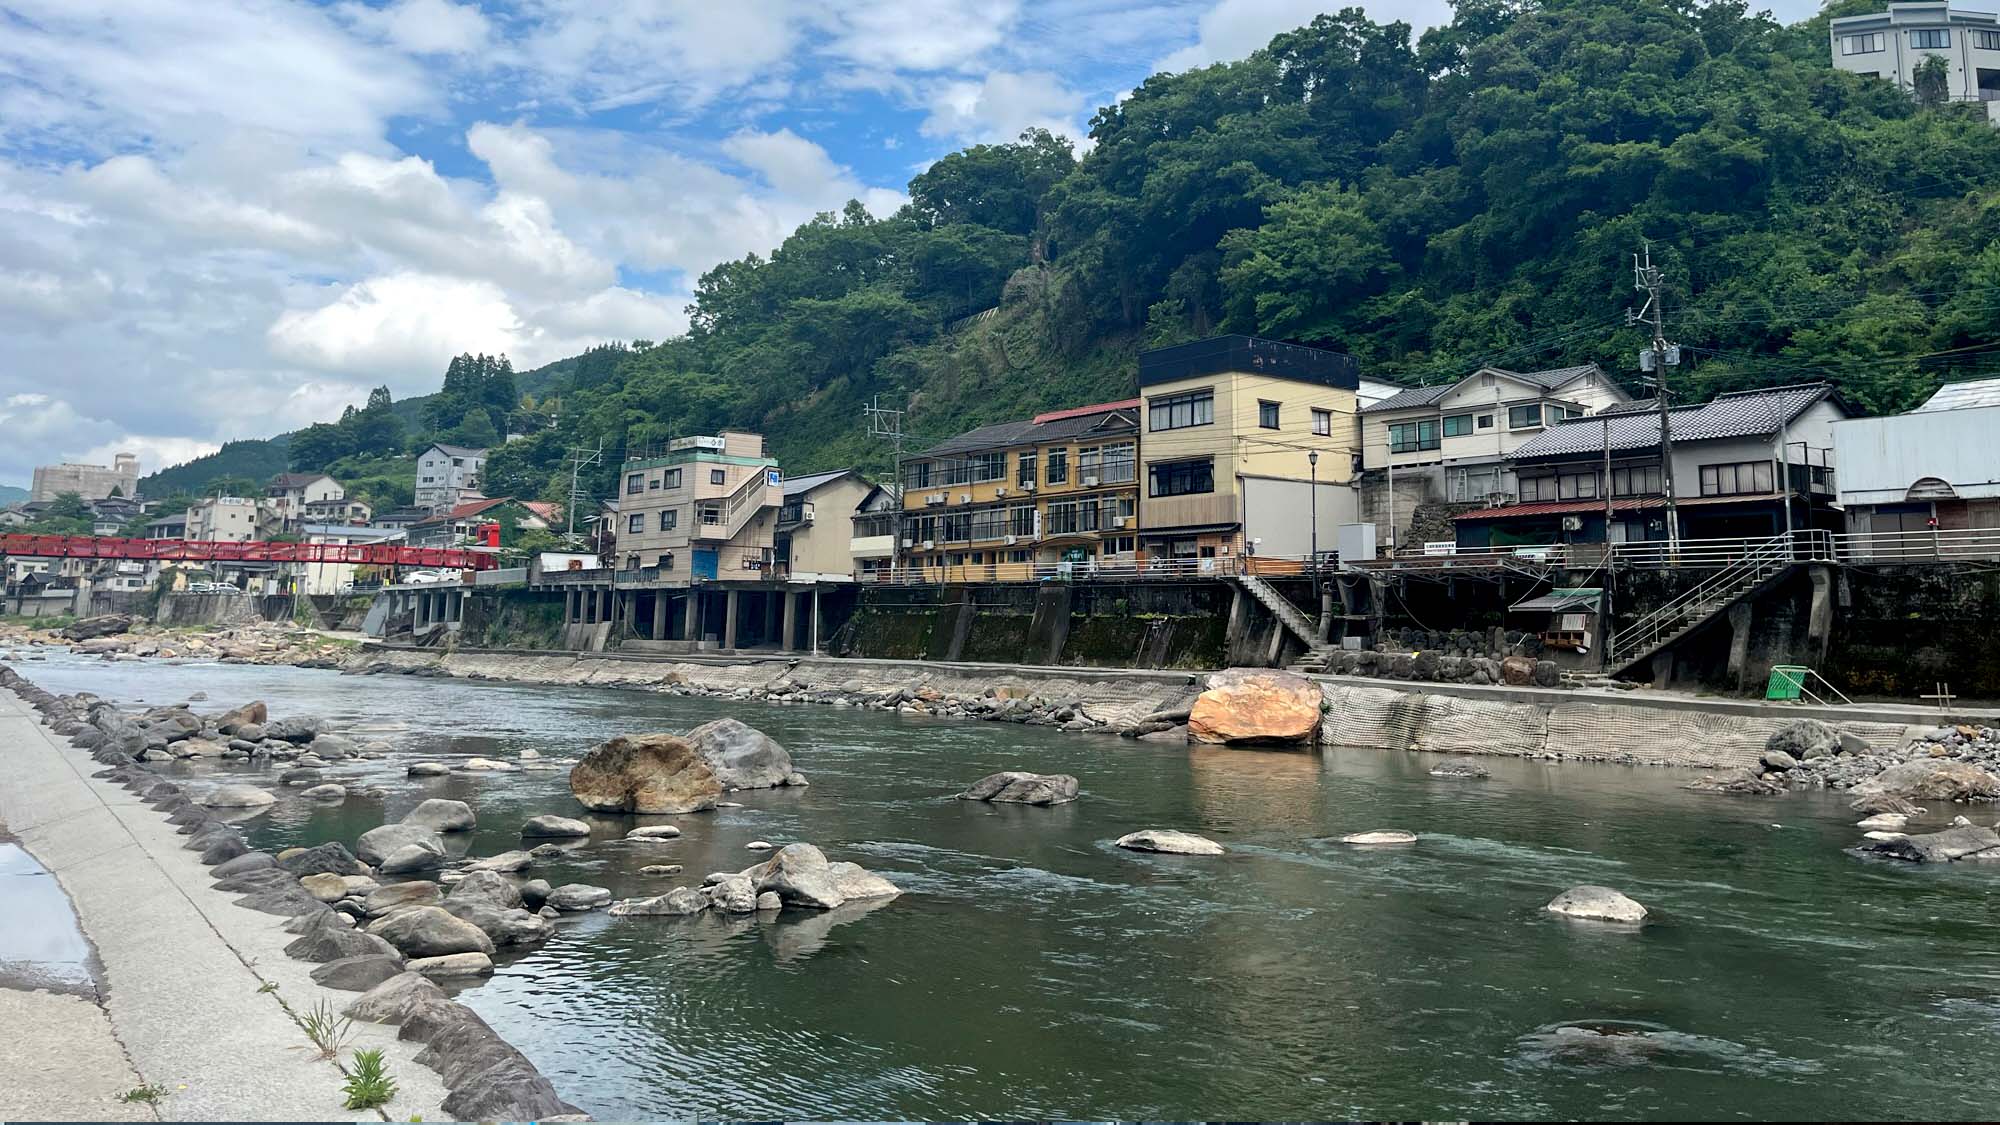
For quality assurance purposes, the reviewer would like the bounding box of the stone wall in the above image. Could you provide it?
[156,591,263,628]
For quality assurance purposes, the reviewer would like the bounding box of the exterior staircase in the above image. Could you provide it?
[1236,573,1338,670]
[1605,535,1795,679]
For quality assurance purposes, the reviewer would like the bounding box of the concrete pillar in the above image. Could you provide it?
[652,593,668,640]
[685,589,700,642]
[724,588,740,649]
[1726,601,1754,692]
[781,591,798,652]
[1806,564,1834,666]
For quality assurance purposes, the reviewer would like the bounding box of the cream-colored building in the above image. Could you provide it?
[1135,335,1362,564]
[774,469,876,581]
[265,473,344,532]
[615,431,782,579]
[184,496,261,543]
[31,453,138,503]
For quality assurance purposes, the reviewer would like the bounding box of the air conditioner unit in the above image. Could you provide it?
[958,492,972,503]
[1083,475,1101,487]
[1022,481,1037,492]
[1004,534,1018,545]
[900,538,915,548]
[921,539,936,551]
[1111,516,1129,529]
[925,492,947,506]
[994,487,1007,497]
[1561,515,1584,531]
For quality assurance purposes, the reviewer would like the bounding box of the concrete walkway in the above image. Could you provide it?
[0,691,448,1122]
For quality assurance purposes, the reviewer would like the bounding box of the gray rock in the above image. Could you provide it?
[624,825,682,840]
[201,784,275,809]
[827,861,900,900]
[407,952,495,978]
[684,717,799,789]
[710,874,757,913]
[527,843,567,860]
[356,823,446,866]
[442,899,554,946]
[520,814,591,838]
[279,842,370,878]
[1113,829,1225,855]
[402,798,476,833]
[344,971,448,1024]
[210,851,278,878]
[446,870,524,910]
[1682,769,1784,796]
[1850,793,1925,816]
[1429,762,1490,779]
[311,954,406,992]
[367,905,496,958]
[464,849,533,873]
[300,873,379,902]
[519,879,552,909]
[263,716,322,744]
[639,864,683,876]
[544,883,612,912]
[278,767,322,786]
[1761,749,1800,772]
[406,762,450,777]
[1860,824,2000,863]
[755,891,782,911]
[1545,885,1648,923]
[1767,719,1840,762]
[956,771,1079,805]
[364,881,442,917]
[747,843,845,909]
[285,917,401,963]
[608,887,709,916]
[299,783,347,801]
[378,842,447,875]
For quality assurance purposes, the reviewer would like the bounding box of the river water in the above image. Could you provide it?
[21,652,2000,1120]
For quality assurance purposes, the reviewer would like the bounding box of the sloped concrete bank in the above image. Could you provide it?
[0,666,580,1122]
[349,645,1919,772]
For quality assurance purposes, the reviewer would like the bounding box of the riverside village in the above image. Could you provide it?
[10,2,2000,1122]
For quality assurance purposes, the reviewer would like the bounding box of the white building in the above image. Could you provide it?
[295,524,407,595]
[30,453,138,503]
[1831,3,2000,123]
[1833,376,2000,539]
[265,473,343,532]
[185,497,261,543]
[415,444,488,512]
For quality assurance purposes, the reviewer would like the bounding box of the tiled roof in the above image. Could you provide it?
[1362,363,1608,414]
[919,404,1137,458]
[1510,384,1834,460]
[780,468,857,498]
[520,501,561,521]
[424,443,487,458]
[267,472,332,489]
[412,497,513,526]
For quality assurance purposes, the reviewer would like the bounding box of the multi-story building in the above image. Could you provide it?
[1454,384,1847,549]
[1831,2,2000,122]
[414,443,488,512]
[265,473,344,532]
[31,453,138,502]
[899,399,1141,578]
[614,432,783,579]
[184,496,261,543]
[773,469,876,582]
[303,497,373,525]
[1833,375,2000,546]
[849,484,901,580]
[1135,335,1361,565]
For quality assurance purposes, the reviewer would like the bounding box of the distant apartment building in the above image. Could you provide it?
[414,444,488,512]
[773,469,875,582]
[303,497,372,525]
[1832,2,2000,123]
[31,452,138,502]
[1135,335,1361,565]
[184,496,260,543]
[265,472,343,532]
[614,432,782,580]
[900,399,1141,577]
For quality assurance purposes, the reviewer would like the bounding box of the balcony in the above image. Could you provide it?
[1138,492,1238,531]
[777,501,815,528]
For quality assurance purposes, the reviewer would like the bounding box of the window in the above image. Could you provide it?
[1912,28,1950,48]
[648,476,661,490]
[658,509,678,531]
[1448,466,1504,503]
[1017,451,1037,487]
[627,473,645,495]
[1148,389,1214,431]
[1442,414,1474,438]
[903,462,932,490]
[969,452,1006,483]
[1699,461,1776,497]
[1258,400,1280,429]
[660,552,675,570]
[1557,471,1599,500]
[1009,505,1037,537]
[1149,458,1215,497]
[627,513,643,534]
[664,468,682,489]
[700,505,721,525]
[969,506,1010,541]
[940,512,971,542]
[1047,449,1069,485]
[1045,501,1080,535]
[1519,475,1556,502]
[452,458,464,468]
[710,468,726,485]
[1842,31,1885,54]
[1508,404,1544,429]
[1100,442,1136,483]
[1312,408,1332,436]
[1477,414,1494,429]
[1388,419,1440,453]
[1611,465,1663,496]
[1980,29,2000,49]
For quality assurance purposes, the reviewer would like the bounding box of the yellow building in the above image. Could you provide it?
[1136,335,1361,566]
[899,400,1140,580]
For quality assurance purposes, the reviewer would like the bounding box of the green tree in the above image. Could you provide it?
[906,128,1076,237]
[1913,53,1951,108]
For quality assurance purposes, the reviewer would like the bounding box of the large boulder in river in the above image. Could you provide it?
[957,771,1079,806]
[1852,759,2000,802]
[521,814,591,838]
[1114,829,1225,855]
[1766,719,1840,762]
[1187,669,1322,747]
[684,718,800,789]
[216,701,267,733]
[60,615,132,641]
[356,823,446,866]
[402,798,476,833]
[201,784,275,809]
[1544,885,1648,923]
[366,905,495,958]
[569,733,721,814]
[738,843,900,911]
[1858,824,2000,863]
[263,716,323,744]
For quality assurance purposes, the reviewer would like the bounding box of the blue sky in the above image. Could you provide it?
[0,0,1825,487]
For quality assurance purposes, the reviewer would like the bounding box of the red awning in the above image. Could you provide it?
[1453,493,1785,522]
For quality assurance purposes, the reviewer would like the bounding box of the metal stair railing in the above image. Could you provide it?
[1608,534,1793,669]
[1237,572,1322,647]
[708,470,775,542]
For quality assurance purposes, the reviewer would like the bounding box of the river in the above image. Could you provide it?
[20,653,2000,1120]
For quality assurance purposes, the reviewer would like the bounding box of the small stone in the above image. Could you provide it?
[639,864,683,876]
[406,762,450,777]
[201,784,275,809]
[464,850,533,873]
[521,815,591,838]
[545,883,612,911]
[299,783,347,801]
[527,844,567,860]
[625,825,682,840]
[1428,763,1490,780]
[407,952,495,978]
[460,757,518,772]
[1857,813,1909,832]
[746,840,774,850]
[1545,885,1647,923]
[1760,749,1800,772]
[755,891,782,911]
[402,798,476,833]
[1339,830,1417,845]
[1114,829,1225,855]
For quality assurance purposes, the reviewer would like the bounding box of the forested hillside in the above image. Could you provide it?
[154,0,2000,507]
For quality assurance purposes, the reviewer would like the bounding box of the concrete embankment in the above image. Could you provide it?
[0,684,452,1121]
[352,644,1933,772]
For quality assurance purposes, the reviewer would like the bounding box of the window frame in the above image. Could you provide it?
[1387,419,1441,454]
[1442,413,1475,438]
[1147,388,1215,432]
[1842,31,1886,54]
[626,473,645,495]
[1979,29,2000,49]
[1148,458,1216,498]
[658,508,678,531]
[1311,408,1332,437]
[1257,400,1280,429]
[1698,460,1777,497]
[709,468,727,486]
[1507,403,1545,430]
[1911,27,1950,48]
[663,468,682,489]
[1017,450,1037,487]
[626,513,644,534]
[1046,449,1069,485]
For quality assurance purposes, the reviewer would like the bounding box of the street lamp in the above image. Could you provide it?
[1307,450,1320,596]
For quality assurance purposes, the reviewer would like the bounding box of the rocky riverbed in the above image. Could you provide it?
[0,615,352,668]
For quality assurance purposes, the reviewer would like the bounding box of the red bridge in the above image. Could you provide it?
[0,534,500,571]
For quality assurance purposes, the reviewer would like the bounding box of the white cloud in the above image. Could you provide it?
[818,1,1022,71]
[340,0,495,56]
[919,70,1088,144]
[268,272,527,377]
[1157,0,1338,72]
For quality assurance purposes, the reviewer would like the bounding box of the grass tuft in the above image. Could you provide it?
[341,1048,397,1111]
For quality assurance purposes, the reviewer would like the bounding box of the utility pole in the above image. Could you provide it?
[562,443,602,548]
[1629,245,1681,553]
[863,395,907,574]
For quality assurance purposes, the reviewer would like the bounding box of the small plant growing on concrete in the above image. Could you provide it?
[341,1048,397,1111]
[294,997,351,1060]
[119,1084,169,1105]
